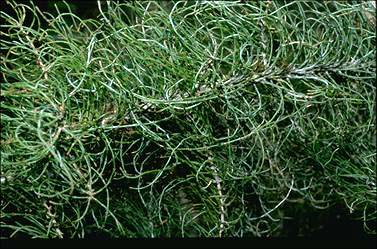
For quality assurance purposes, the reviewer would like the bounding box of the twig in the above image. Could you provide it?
[210,164,226,237]
[43,202,64,238]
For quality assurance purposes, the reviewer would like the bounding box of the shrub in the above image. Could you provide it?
[0,0,376,238]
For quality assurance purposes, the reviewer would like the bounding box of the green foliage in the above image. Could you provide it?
[0,0,376,238]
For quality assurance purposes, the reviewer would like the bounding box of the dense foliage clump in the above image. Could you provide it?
[0,1,376,238]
